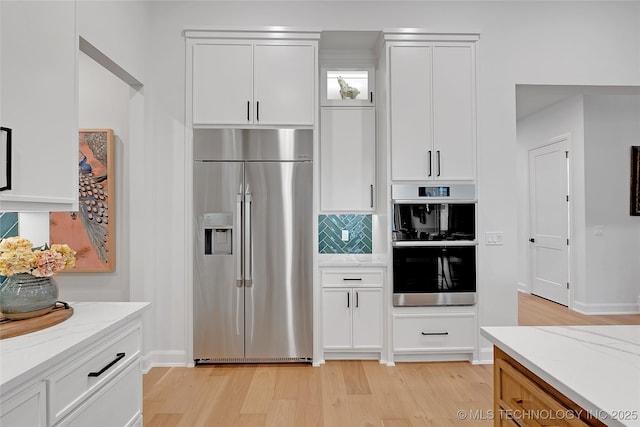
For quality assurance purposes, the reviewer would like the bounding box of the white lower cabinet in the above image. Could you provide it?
[0,382,47,427]
[321,267,384,359]
[0,304,146,427]
[57,361,141,427]
[392,307,477,362]
[48,324,142,425]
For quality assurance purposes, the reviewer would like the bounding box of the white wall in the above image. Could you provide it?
[516,96,587,303]
[517,94,640,314]
[52,52,132,302]
[143,1,640,364]
[582,95,640,312]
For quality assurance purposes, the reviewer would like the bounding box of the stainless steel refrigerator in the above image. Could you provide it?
[193,129,313,363]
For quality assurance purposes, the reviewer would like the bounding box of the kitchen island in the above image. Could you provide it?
[1,301,150,426]
[481,325,639,427]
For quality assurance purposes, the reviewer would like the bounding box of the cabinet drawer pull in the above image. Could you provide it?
[88,352,125,377]
[428,151,432,177]
[343,278,362,281]
[369,91,374,103]
[256,101,260,121]
[421,331,448,336]
[436,150,441,176]
[347,292,350,308]
[247,101,250,121]
[356,291,359,308]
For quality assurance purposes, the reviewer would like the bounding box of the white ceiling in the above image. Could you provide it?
[516,84,640,120]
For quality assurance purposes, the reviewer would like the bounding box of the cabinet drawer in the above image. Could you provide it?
[322,270,383,287]
[57,359,142,427]
[48,324,142,423]
[393,313,475,352]
[496,358,589,427]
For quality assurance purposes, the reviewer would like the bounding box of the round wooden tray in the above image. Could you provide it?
[0,302,74,339]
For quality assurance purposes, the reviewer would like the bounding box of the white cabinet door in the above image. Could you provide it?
[389,42,476,182]
[322,288,352,349]
[432,44,475,181]
[192,43,253,125]
[352,288,382,349]
[390,45,432,181]
[0,1,77,212]
[254,44,315,125]
[0,382,46,427]
[320,107,375,211]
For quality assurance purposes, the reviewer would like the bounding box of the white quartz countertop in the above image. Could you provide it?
[0,301,150,394]
[481,325,640,427]
[318,254,387,267]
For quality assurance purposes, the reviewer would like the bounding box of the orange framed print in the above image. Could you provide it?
[50,129,115,272]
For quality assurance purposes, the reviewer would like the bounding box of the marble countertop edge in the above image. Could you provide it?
[1,301,151,395]
[481,326,638,427]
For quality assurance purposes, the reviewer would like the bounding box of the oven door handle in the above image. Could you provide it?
[392,241,478,247]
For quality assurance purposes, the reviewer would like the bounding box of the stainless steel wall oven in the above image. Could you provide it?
[392,184,477,306]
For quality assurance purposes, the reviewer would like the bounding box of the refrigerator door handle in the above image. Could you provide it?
[235,194,243,287]
[244,192,253,288]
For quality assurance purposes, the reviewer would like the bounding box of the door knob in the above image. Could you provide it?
[529,238,535,243]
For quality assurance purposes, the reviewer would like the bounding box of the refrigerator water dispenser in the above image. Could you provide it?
[203,212,233,255]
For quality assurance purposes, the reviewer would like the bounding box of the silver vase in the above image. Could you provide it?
[0,273,59,320]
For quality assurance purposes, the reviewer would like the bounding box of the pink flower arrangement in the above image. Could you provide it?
[0,237,76,277]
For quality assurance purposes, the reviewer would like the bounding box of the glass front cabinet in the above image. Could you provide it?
[321,66,375,106]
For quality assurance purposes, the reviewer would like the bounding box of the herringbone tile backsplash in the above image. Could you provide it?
[0,212,19,283]
[318,214,372,254]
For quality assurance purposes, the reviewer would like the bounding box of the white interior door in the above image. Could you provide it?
[529,139,570,306]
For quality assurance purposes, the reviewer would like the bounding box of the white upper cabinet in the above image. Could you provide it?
[190,31,319,127]
[389,45,432,181]
[320,107,375,212]
[0,1,78,212]
[253,44,315,125]
[388,38,477,182]
[192,43,253,126]
[432,44,475,181]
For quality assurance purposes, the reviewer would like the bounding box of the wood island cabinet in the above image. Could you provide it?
[493,347,605,427]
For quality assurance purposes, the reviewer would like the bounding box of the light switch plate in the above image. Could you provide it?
[341,229,349,241]
[485,232,504,246]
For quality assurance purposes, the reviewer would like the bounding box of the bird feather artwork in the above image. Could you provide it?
[49,129,115,272]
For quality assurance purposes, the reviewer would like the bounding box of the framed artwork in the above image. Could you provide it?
[0,127,11,191]
[632,146,640,216]
[50,129,115,272]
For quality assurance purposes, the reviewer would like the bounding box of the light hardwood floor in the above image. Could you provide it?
[518,292,640,326]
[143,293,640,427]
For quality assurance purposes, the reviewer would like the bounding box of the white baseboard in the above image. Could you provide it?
[142,350,188,373]
[476,346,494,364]
[572,300,640,315]
[517,282,529,293]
